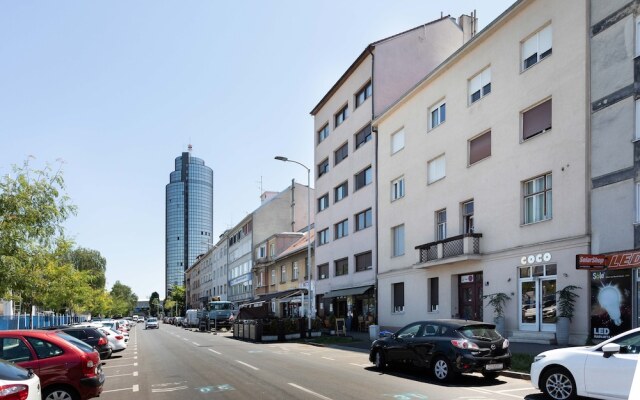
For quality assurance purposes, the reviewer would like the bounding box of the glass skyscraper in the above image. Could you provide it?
[165,148,213,298]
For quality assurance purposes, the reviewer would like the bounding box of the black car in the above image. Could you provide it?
[369,319,511,381]
[60,327,112,359]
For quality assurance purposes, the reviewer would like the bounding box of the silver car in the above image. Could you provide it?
[145,317,159,329]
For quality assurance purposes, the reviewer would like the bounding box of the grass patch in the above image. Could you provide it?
[305,336,360,345]
[510,353,534,373]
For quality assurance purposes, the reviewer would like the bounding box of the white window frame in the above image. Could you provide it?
[391,176,405,201]
[392,224,405,257]
[636,183,640,223]
[524,173,553,224]
[635,99,640,141]
[318,194,329,212]
[427,154,446,184]
[522,24,552,71]
[317,123,329,144]
[429,100,446,130]
[293,262,299,280]
[270,269,276,285]
[391,129,405,154]
[436,209,447,241]
[318,229,329,246]
[468,67,491,105]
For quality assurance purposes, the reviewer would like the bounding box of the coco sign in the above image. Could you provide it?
[520,252,552,265]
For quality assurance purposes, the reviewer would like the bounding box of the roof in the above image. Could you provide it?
[275,229,315,260]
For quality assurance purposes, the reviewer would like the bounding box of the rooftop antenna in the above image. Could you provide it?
[188,143,193,153]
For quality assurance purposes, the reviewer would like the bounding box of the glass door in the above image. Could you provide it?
[518,265,557,332]
[540,278,557,332]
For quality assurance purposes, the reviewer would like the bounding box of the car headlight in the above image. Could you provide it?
[533,354,546,363]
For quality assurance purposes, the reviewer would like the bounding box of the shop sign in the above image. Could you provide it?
[460,275,474,283]
[576,254,607,270]
[520,252,552,265]
[590,270,632,340]
[576,250,640,270]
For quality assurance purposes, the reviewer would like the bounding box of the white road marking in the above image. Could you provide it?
[288,383,333,400]
[236,360,259,370]
[465,387,526,399]
[321,357,335,361]
[192,342,200,346]
[496,388,536,393]
[349,363,370,367]
[133,384,139,392]
[133,371,138,377]
[116,356,138,360]
[208,349,221,355]
[301,352,312,356]
[105,372,137,378]
[152,386,189,393]
[101,385,138,394]
[102,362,138,369]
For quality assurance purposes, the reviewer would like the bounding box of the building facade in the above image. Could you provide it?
[310,15,476,324]
[165,146,214,298]
[375,0,591,344]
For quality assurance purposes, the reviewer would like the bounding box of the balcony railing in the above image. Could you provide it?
[416,233,482,264]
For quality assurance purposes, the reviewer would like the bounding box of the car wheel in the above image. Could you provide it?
[541,367,577,400]
[374,350,386,370]
[432,356,456,382]
[43,385,79,400]
[482,371,500,380]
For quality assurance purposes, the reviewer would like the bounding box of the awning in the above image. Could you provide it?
[255,288,308,303]
[322,285,373,299]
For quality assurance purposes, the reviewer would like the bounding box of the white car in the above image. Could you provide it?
[98,326,127,353]
[145,317,159,329]
[531,326,640,400]
[0,358,41,400]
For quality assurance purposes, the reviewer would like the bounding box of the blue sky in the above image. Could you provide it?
[0,1,514,300]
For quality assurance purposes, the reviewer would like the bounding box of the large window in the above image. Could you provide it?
[270,269,276,285]
[280,265,287,283]
[392,224,405,257]
[391,129,405,154]
[436,209,446,241]
[318,194,329,212]
[469,131,491,165]
[334,142,348,165]
[317,158,329,178]
[524,173,552,224]
[335,104,348,127]
[335,219,349,239]
[462,200,474,234]
[318,263,329,280]
[317,123,329,144]
[469,67,491,104]
[429,100,446,130]
[355,251,372,272]
[334,181,348,203]
[522,25,552,70]
[355,166,372,190]
[429,277,439,312]
[292,262,299,280]
[523,99,552,141]
[391,177,405,201]
[355,124,372,149]
[355,81,372,108]
[355,208,372,231]
[393,282,405,313]
[335,258,348,276]
[318,228,329,246]
[427,155,445,184]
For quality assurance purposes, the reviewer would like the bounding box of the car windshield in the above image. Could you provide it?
[210,303,231,311]
[458,326,502,341]
[147,318,157,322]
[56,332,94,353]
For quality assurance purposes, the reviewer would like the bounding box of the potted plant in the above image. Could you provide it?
[555,285,581,346]
[483,292,511,334]
[261,318,278,342]
[328,314,337,335]
[284,318,301,340]
[310,318,322,338]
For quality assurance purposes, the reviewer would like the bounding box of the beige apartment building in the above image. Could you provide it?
[375,0,591,345]
[311,15,477,324]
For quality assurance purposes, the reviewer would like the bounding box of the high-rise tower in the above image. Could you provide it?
[165,146,213,298]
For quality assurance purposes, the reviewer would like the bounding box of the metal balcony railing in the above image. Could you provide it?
[415,233,482,264]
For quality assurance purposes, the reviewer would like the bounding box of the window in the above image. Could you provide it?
[318,263,329,280]
[523,99,552,141]
[317,123,329,144]
[258,271,264,287]
[462,200,474,234]
[522,25,552,70]
[334,181,348,203]
[469,67,491,104]
[1,338,32,363]
[270,269,276,285]
[355,166,372,190]
[317,158,329,178]
[391,177,405,201]
[280,265,287,283]
[335,104,348,127]
[257,245,266,258]
[318,194,329,212]
[334,219,349,239]
[355,208,372,231]
[292,261,299,280]
[335,258,348,276]
[334,142,348,165]
[524,173,552,224]
[436,209,446,241]
[355,124,372,149]
[469,131,491,165]
[392,224,405,257]
[393,282,405,313]
[355,81,372,108]
[427,155,445,184]
[391,129,405,154]
[270,243,276,257]
[26,337,64,359]
[429,101,446,129]
[355,251,372,272]
[318,228,329,246]
[429,277,439,312]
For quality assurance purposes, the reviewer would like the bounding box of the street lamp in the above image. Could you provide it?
[274,156,313,331]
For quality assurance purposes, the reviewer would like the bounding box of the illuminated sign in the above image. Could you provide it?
[520,252,552,265]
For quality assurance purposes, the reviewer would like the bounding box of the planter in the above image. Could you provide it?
[309,331,322,338]
[329,330,336,336]
[285,333,301,340]
[494,316,505,336]
[556,316,570,346]
[261,335,278,342]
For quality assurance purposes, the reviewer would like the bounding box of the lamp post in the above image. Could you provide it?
[275,156,313,331]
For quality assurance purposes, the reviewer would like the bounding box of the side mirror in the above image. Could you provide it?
[602,343,621,358]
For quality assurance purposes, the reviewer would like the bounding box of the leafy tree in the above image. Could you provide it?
[110,281,138,317]
[66,247,107,290]
[170,285,186,315]
[164,298,176,316]
[149,291,160,317]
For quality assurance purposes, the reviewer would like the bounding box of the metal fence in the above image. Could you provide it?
[0,313,88,330]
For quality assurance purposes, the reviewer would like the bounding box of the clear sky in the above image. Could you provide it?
[0,1,514,300]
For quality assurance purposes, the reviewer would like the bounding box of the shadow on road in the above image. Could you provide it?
[364,365,514,388]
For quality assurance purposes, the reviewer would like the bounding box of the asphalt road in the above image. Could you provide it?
[99,323,547,400]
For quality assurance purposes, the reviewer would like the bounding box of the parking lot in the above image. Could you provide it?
[100,323,140,396]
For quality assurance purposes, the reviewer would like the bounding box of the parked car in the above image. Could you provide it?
[97,327,127,353]
[0,358,41,400]
[145,318,159,329]
[531,326,640,400]
[369,319,511,382]
[0,329,105,400]
[60,327,111,360]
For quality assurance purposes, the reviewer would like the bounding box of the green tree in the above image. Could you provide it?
[149,291,160,317]
[66,247,107,290]
[110,281,138,317]
[170,286,186,316]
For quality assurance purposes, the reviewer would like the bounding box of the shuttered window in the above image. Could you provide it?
[469,131,491,165]
[523,99,552,140]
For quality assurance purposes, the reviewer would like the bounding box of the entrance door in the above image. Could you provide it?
[459,273,483,321]
[519,276,556,332]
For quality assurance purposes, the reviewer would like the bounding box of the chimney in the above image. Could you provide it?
[458,10,478,44]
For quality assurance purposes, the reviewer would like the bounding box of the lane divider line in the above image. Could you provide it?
[288,383,333,400]
[208,349,221,355]
[236,360,259,371]
[321,357,335,361]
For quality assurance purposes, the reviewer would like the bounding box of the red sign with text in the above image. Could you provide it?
[576,250,640,270]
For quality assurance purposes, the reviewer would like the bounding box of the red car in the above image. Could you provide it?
[0,330,104,400]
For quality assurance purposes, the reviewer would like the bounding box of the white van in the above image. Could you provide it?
[185,309,199,328]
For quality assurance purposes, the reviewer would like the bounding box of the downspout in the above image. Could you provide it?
[370,46,379,326]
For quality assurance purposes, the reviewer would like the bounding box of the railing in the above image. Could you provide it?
[416,233,482,264]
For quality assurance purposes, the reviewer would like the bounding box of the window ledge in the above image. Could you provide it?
[521,217,552,227]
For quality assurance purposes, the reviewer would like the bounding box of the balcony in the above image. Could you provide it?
[415,233,482,266]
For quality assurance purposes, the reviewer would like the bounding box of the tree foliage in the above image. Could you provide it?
[149,291,160,317]
[110,281,138,317]
[169,285,186,316]
[66,247,107,290]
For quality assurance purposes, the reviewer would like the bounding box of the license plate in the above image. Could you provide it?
[485,363,503,371]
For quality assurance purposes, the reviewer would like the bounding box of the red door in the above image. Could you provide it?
[458,273,483,321]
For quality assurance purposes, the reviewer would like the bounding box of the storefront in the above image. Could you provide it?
[319,285,375,330]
